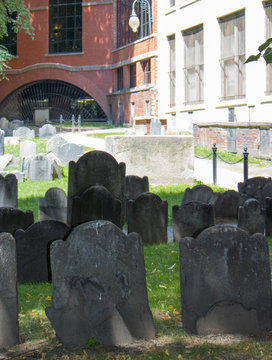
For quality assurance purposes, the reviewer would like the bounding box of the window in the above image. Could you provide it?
[0,13,17,56]
[117,67,123,90]
[170,0,175,6]
[183,25,204,105]
[49,0,82,54]
[130,63,136,88]
[265,2,272,93]
[116,0,152,48]
[168,35,176,107]
[219,11,245,99]
[142,59,151,84]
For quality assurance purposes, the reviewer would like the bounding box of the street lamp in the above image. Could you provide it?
[129,0,152,34]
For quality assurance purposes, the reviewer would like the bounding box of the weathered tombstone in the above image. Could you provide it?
[0,129,4,156]
[125,175,149,222]
[21,156,34,172]
[39,124,57,138]
[128,192,168,244]
[181,184,215,205]
[238,177,272,208]
[9,120,24,133]
[27,154,53,181]
[39,187,67,223]
[2,127,11,137]
[0,117,9,129]
[238,199,265,235]
[0,233,19,347]
[179,225,272,335]
[13,126,35,139]
[71,185,121,228]
[55,143,84,165]
[46,135,67,154]
[15,220,70,283]
[214,190,244,221]
[0,208,34,235]
[0,174,18,208]
[20,140,36,158]
[150,118,161,135]
[265,197,272,236]
[46,220,155,346]
[172,201,215,241]
[0,170,24,183]
[67,151,126,226]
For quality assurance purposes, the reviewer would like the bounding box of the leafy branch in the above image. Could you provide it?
[245,38,272,64]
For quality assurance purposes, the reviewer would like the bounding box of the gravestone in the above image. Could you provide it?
[214,190,244,220]
[0,170,24,183]
[15,220,70,283]
[39,124,57,138]
[0,117,9,129]
[0,129,4,156]
[125,175,149,222]
[20,141,36,158]
[238,177,272,208]
[39,187,67,223]
[179,225,272,335]
[9,120,24,133]
[55,143,84,165]
[0,208,34,235]
[0,154,13,170]
[238,199,265,235]
[46,220,155,346]
[46,135,67,154]
[181,184,215,205]
[265,197,272,236]
[0,233,19,347]
[71,185,121,228]
[172,201,215,242]
[21,156,34,172]
[0,173,18,208]
[49,156,63,180]
[128,192,168,244]
[2,128,10,137]
[27,154,53,181]
[67,151,126,226]
[13,126,35,139]
[150,118,162,135]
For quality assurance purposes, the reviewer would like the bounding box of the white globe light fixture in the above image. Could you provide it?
[129,0,152,34]
[129,8,140,33]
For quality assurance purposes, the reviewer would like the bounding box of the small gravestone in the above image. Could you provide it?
[214,190,244,221]
[125,175,149,222]
[0,233,19,347]
[0,117,9,129]
[27,154,53,181]
[15,220,70,283]
[128,192,168,244]
[46,220,155,346]
[9,120,24,133]
[67,151,126,226]
[0,129,4,156]
[238,177,272,208]
[238,199,265,235]
[179,225,272,335]
[39,187,67,223]
[150,118,162,135]
[55,143,84,165]
[47,135,67,154]
[0,171,24,183]
[172,201,215,241]
[2,127,10,136]
[20,141,36,158]
[0,174,18,208]
[71,185,121,228]
[13,126,35,139]
[39,124,57,138]
[21,156,34,172]
[181,185,215,205]
[0,208,34,235]
[49,156,63,180]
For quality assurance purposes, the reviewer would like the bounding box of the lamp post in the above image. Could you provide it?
[129,0,152,34]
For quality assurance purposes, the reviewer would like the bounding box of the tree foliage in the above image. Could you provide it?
[0,0,34,79]
[245,38,272,64]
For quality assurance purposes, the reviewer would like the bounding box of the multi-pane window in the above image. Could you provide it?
[170,0,175,7]
[265,2,272,93]
[219,11,245,100]
[130,63,136,88]
[117,67,123,90]
[0,13,17,56]
[142,59,151,84]
[183,25,204,105]
[168,34,176,107]
[49,0,82,54]
[116,0,152,48]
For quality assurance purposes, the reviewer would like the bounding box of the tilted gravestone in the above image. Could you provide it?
[67,151,126,226]
[55,143,84,165]
[125,175,149,222]
[39,124,57,138]
[238,176,272,208]
[179,225,272,335]
[238,198,265,235]
[39,187,67,223]
[0,173,18,208]
[0,208,34,235]
[181,184,216,205]
[15,220,70,283]
[27,154,53,181]
[20,140,36,158]
[46,135,67,154]
[128,192,168,244]
[0,233,19,347]
[13,126,35,139]
[172,201,215,242]
[71,185,122,228]
[46,220,155,346]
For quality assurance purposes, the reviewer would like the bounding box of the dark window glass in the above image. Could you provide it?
[0,13,17,56]
[142,59,151,84]
[49,0,82,54]
[130,63,136,88]
[117,67,123,90]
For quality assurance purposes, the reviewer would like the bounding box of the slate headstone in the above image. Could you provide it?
[238,177,272,208]
[27,154,53,181]
[150,118,162,135]
[46,135,67,154]
[9,120,24,133]
[0,117,9,129]
[15,220,70,283]
[214,190,244,220]
[238,198,265,235]
[39,187,67,223]
[20,140,36,158]
[265,197,272,236]
[39,124,57,138]
[0,208,34,235]
[46,220,155,346]
[179,225,272,335]
[181,184,215,205]
[0,173,18,208]
[55,143,84,165]
[125,175,149,222]
[128,192,168,244]
[13,126,35,139]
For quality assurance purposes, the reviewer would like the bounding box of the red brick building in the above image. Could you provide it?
[0,0,157,126]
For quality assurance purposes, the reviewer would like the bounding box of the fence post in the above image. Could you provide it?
[212,143,217,186]
[243,147,248,182]
[72,114,75,133]
[78,115,81,133]
[60,114,63,133]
